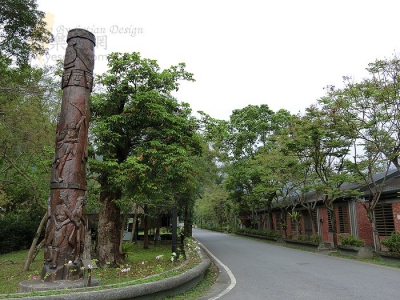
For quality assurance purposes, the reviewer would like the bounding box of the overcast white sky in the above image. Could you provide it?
[36,0,400,120]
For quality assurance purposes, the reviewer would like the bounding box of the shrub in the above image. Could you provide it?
[381,232,400,252]
[310,234,321,244]
[236,228,281,238]
[297,235,307,241]
[0,213,42,254]
[339,235,365,247]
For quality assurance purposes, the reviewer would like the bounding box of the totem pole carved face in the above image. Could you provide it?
[64,41,77,68]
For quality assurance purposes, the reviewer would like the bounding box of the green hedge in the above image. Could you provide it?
[236,228,281,238]
[0,213,42,254]
[339,235,365,247]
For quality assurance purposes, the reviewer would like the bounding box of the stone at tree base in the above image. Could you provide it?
[357,246,373,258]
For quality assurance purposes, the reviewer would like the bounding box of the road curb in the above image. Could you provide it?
[195,238,236,300]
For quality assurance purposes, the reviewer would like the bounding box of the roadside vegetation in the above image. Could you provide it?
[0,238,216,299]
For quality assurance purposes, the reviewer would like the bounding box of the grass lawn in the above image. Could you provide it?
[0,240,216,299]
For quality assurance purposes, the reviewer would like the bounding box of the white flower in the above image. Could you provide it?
[68,260,72,264]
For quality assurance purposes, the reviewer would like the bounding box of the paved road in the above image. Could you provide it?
[193,229,400,300]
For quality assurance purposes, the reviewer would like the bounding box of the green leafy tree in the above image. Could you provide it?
[321,56,400,250]
[280,115,326,235]
[90,52,201,267]
[0,0,51,65]
[227,104,275,159]
[0,57,60,269]
[195,183,229,229]
[192,130,233,231]
[289,103,358,247]
[250,144,303,231]
[0,59,59,213]
[223,106,291,228]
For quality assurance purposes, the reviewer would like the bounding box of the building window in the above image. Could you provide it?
[328,209,333,232]
[290,216,295,231]
[276,213,281,230]
[375,203,395,236]
[338,204,350,234]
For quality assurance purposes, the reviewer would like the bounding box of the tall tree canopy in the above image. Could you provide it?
[0,0,51,65]
[90,52,202,267]
[0,57,60,213]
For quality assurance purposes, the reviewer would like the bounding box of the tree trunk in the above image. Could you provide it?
[32,238,45,262]
[295,221,300,238]
[328,205,338,248]
[129,203,139,243]
[154,227,160,246]
[143,204,149,249]
[282,210,288,238]
[366,208,381,251]
[183,204,193,237]
[119,212,128,254]
[306,206,318,235]
[267,201,273,230]
[96,191,124,268]
[24,212,47,271]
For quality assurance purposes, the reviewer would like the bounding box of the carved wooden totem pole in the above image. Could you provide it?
[42,29,95,282]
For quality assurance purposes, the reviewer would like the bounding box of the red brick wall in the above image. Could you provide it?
[318,206,332,244]
[393,202,400,231]
[355,202,374,246]
[265,200,400,246]
[315,203,375,246]
[263,200,399,246]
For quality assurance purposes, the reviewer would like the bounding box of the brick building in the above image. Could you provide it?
[257,170,400,250]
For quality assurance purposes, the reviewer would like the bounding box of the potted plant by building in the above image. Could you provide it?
[338,235,372,258]
[379,232,400,263]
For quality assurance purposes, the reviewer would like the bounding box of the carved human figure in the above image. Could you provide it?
[45,192,81,268]
[52,115,85,182]
[69,194,87,263]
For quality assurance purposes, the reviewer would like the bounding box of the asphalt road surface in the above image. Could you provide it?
[193,229,400,300]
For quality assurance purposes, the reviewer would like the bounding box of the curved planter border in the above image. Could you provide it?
[235,232,321,249]
[376,250,400,264]
[4,251,211,300]
[235,232,279,242]
[337,245,373,258]
[283,239,319,250]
